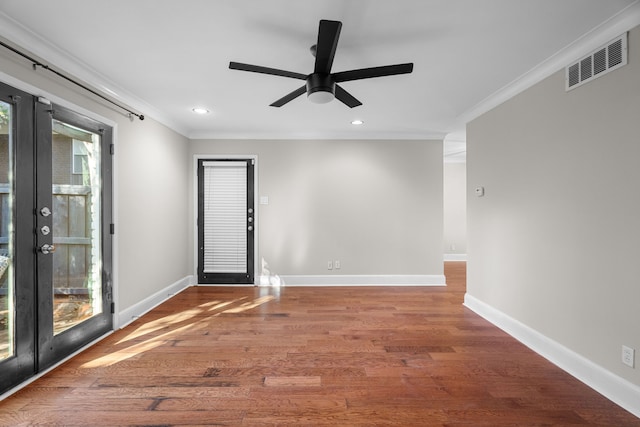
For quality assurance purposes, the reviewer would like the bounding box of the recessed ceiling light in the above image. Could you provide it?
[192,107,210,114]
[351,119,364,125]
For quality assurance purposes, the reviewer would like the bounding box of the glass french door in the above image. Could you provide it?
[0,83,35,392]
[36,102,113,370]
[0,81,113,394]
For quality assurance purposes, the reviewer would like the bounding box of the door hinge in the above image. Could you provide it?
[110,302,115,314]
[110,223,115,235]
[110,144,115,155]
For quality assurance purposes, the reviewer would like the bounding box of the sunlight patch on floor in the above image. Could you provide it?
[83,292,278,368]
[82,322,205,368]
[223,295,275,313]
[116,308,203,344]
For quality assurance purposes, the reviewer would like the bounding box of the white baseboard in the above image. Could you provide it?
[271,274,446,286]
[464,293,640,418]
[444,253,467,261]
[116,275,193,329]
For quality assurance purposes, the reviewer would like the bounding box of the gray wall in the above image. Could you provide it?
[0,46,191,316]
[189,139,443,278]
[467,26,640,385]
[116,118,189,309]
[443,162,466,256]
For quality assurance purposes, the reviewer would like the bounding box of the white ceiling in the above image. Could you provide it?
[0,0,638,159]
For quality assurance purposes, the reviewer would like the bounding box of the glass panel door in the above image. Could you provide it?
[0,99,14,362]
[36,102,112,371]
[0,83,36,395]
[197,159,255,284]
[0,84,112,394]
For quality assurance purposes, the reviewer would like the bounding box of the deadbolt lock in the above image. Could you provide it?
[40,244,56,255]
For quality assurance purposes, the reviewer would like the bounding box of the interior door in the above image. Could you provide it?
[35,102,113,370]
[197,159,255,284]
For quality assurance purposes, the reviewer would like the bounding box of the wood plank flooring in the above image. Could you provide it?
[1,262,639,426]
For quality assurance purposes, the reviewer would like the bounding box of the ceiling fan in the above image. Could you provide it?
[229,19,414,108]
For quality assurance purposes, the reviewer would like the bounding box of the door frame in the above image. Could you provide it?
[193,154,258,285]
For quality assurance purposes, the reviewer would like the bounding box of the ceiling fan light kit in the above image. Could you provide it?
[306,73,335,104]
[229,19,413,108]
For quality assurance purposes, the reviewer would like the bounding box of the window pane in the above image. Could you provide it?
[0,101,14,360]
[52,120,102,335]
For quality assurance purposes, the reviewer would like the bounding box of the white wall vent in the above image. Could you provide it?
[566,33,627,91]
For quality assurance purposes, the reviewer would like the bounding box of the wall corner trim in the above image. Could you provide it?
[273,274,446,287]
[116,275,194,329]
[463,293,640,418]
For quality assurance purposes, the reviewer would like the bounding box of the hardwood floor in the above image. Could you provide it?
[1,262,638,426]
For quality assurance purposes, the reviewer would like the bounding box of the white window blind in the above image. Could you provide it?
[202,161,247,273]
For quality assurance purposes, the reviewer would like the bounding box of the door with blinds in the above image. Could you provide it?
[197,159,254,284]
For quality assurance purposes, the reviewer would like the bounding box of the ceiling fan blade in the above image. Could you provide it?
[333,63,414,82]
[335,85,362,108]
[270,85,307,107]
[229,62,307,80]
[314,20,342,74]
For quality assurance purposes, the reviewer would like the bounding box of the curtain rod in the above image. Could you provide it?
[0,40,144,121]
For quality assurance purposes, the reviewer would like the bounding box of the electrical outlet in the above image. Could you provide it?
[327,261,333,270]
[334,260,341,269]
[622,345,635,368]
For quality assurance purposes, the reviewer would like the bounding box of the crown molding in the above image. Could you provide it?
[0,11,189,137]
[188,130,447,141]
[456,0,640,127]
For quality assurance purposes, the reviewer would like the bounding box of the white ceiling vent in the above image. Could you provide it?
[566,33,627,91]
